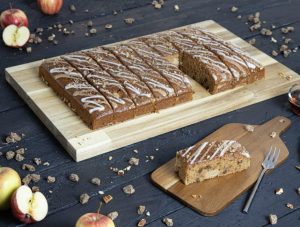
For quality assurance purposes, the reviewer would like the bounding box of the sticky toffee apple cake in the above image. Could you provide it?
[175,140,250,185]
[39,26,265,129]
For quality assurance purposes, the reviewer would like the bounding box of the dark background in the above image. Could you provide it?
[0,0,299,226]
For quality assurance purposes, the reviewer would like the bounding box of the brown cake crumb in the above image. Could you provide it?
[6,132,22,143]
[272,50,278,57]
[103,195,113,204]
[275,188,284,195]
[22,174,32,185]
[129,157,139,166]
[47,176,56,183]
[22,164,36,172]
[69,173,79,182]
[269,214,278,225]
[6,151,15,160]
[69,4,76,12]
[107,211,118,221]
[244,125,254,132]
[31,174,41,183]
[15,153,25,162]
[15,148,25,155]
[32,186,40,192]
[123,184,135,195]
[248,38,256,45]
[163,217,173,226]
[33,158,42,165]
[105,24,113,29]
[270,131,277,138]
[230,6,238,12]
[286,203,294,209]
[124,18,135,24]
[137,205,145,215]
[80,193,90,204]
[91,177,101,186]
[137,219,146,227]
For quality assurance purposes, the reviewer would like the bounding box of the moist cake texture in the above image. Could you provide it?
[39,26,265,129]
[176,140,251,185]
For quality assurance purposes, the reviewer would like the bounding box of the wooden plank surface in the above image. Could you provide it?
[151,116,291,216]
[5,20,300,162]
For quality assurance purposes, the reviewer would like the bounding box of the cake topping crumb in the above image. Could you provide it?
[174,5,180,12]
[22,174,32,185]
[15,153,25,162]
[91,177,101,186]
[145,211,150,216]
[163,217,174,226]
[129,157,140,166]
[6,151,15,160]
[79,193,90,204]
[108,156,113,160]
[137,205,145,215]
[69,173,80,182]
[98,191,104,195]
[230,6,238,12]
[32,186,39,192]
[297,187,300,194]
[270,131,277,138]
[248,38,256,45]
[107,211,118,221]
[124,18,135,24]
[105,24,113,29]
[16,148,25,154]
[244,125,254,132]
[47,176,56,183]
[123,184,135,195]
[272,50,278,57]
[269,214,278,225]
[296,165,300,171]
[275,188,284,195]
[286,203,294,209]
[6,132,22,143]
[103,195,113,204]
[31,174,41,183]
[22,164,36,172]
[137,218,146,227]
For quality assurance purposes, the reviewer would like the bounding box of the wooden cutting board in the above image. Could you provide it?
[151,116,291,216]
[5,20,300,162]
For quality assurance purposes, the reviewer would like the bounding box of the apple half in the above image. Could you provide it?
[2,24,30,48]
[11,185,48,224]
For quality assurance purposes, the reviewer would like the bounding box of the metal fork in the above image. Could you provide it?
[243,146,281,213]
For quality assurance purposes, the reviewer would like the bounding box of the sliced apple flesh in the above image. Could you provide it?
[2,24,30,48]
[11,185,48,223]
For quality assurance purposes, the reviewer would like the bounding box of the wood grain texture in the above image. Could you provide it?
[151,116,291,216]
[5,20,300,162]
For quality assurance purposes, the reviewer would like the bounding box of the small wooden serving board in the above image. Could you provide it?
[5,20,300,162]
[151,116,291,216]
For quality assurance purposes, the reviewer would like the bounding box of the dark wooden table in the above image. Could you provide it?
[0,0,299,226]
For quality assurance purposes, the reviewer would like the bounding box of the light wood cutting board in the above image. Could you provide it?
[151,116,291,216]
[5,20,300,162]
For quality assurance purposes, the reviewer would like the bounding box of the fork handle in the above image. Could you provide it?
[243,168,267,213]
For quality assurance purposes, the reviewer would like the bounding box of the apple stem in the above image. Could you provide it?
[97,202,103,214]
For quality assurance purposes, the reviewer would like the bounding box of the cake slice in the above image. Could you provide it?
[39,58,114,129]
[175,140,250,185]
[199,29,265,82]
[61,51,136,123]
[179,28,251,85]
[127,40,193,104]
[164,31,234,94]
[139,34,179,66]
[85,47,155,116]
[106,45,177,110]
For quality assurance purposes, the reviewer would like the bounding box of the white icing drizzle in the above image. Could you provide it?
[65,82,92,90]
[50,67,82,79]
[123,81,152,98]
[81,96,106,113]
[181,145,195,157]
[188,142,209,164]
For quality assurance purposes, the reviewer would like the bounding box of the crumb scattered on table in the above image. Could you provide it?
[269,214,278,225]
[79,193,90,204]
[163,217,174,226]
[123,184,135,195]
[107,211,118,221]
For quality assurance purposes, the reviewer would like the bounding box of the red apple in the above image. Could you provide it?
[11,185,48,224]
[76,213,115,227]
[0,8,28,28]
[37,0,64,15]
[0,167,21,210]
[2,24,30,48]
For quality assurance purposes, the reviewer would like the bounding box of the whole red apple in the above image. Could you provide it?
[0,8,28,28]
[0,167,21,210]
[37,0,64,15]
[11,185,48,224]
[76,213,115,227]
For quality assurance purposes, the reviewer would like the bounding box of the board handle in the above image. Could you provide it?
[260,116,291,136]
